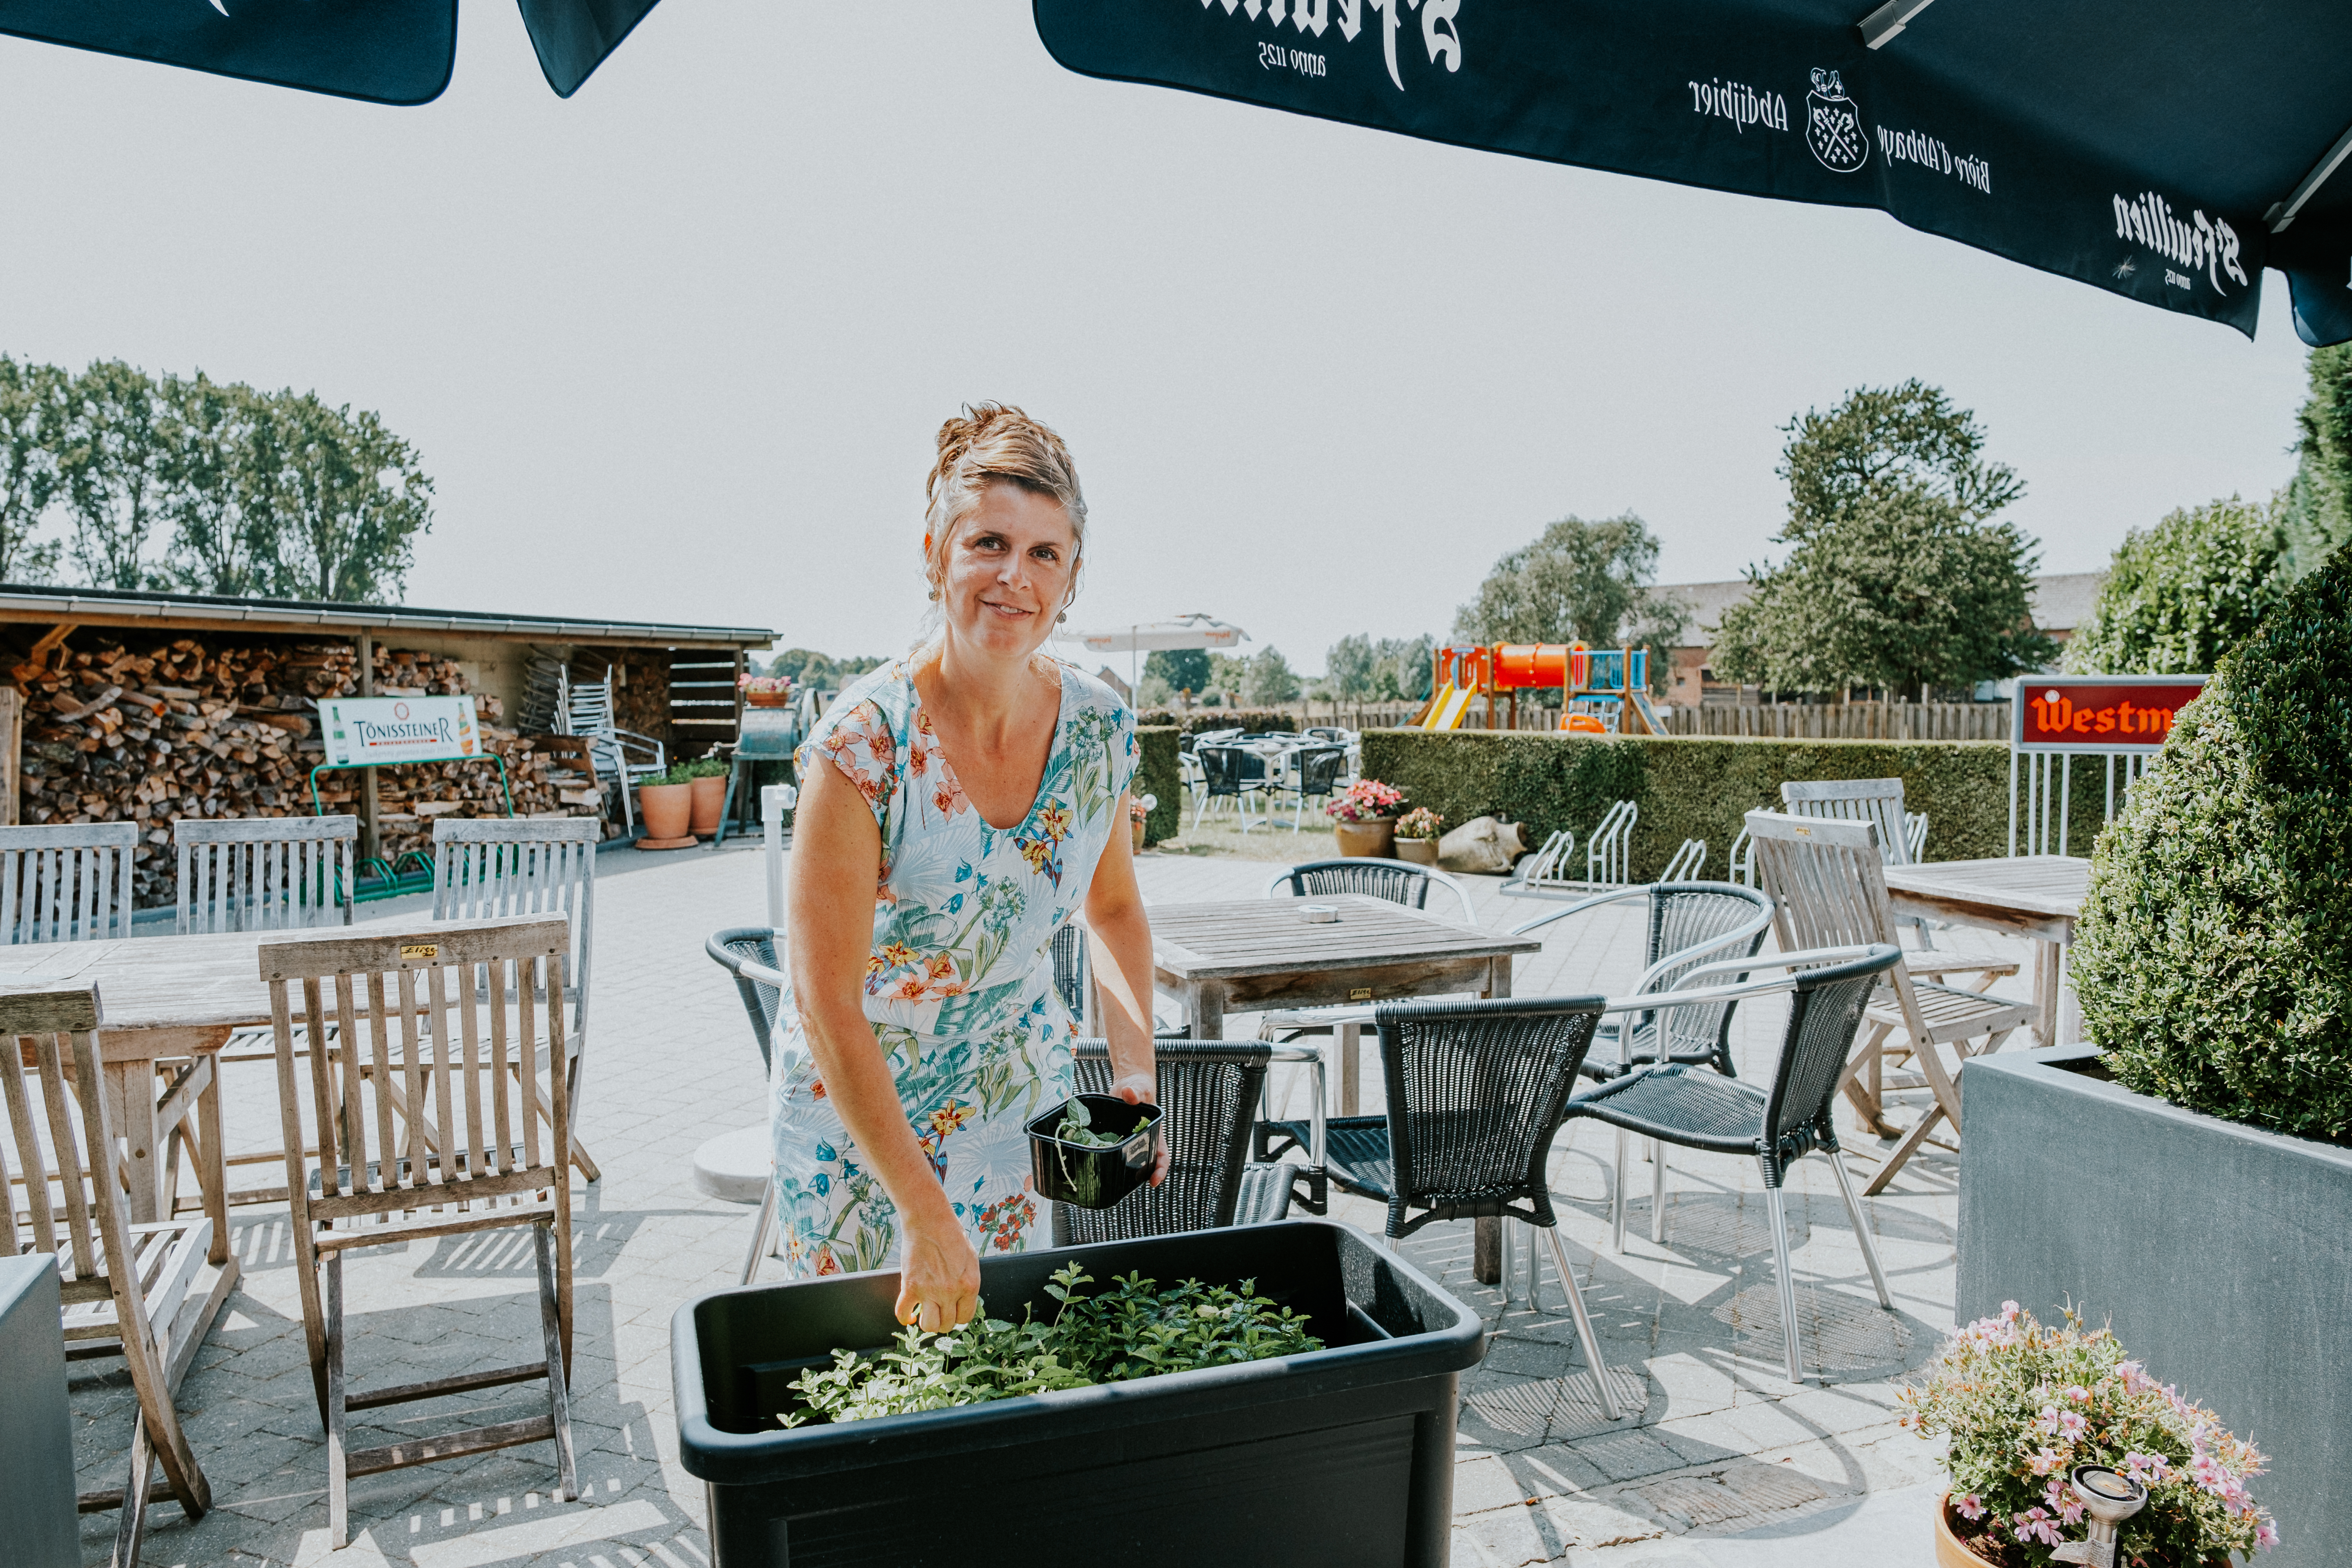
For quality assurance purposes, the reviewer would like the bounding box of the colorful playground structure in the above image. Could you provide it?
[1413,642,1668,735]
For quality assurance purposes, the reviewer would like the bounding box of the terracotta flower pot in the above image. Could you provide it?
[1933,1495,2000,1568]
[745,690,793,708]
[1393,835,1439,866]
[1332,818,1394,858]
[637,782,694,846]
[689,773,728,836]
[1131,817,1147,854]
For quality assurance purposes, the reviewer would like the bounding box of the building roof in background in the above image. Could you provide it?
[1656,570,2108,642]
[0,583,775,651]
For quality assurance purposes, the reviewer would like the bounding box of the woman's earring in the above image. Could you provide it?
[1057,611,1068,624]
[928,587,940,602]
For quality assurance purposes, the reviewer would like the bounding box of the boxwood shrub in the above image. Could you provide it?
[1360,730,2028,881]
[2072,546,2352,1142]
[1135,726,1181,844]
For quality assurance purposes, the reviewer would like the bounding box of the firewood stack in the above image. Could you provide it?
[15,635,605,907]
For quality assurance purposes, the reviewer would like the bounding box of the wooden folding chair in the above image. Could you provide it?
[262,917,579,1549]
[1779,779,2018,990]
[0,822,138,945]
[0,984,234,1568]
[1745,810,2036,1194]
[432,819,600,1182]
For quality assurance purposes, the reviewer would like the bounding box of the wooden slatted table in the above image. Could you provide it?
[1880,856,2090,1046]
[0,919,506,1263]
[1147,895,1541,1113]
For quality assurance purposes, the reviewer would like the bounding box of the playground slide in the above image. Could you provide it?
[1420,682,1475,730]
[1627,690,1666,736]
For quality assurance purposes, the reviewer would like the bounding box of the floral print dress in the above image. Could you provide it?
[769,659,1138,1278]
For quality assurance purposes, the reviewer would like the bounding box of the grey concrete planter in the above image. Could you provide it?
[1957,1046,2352,1568]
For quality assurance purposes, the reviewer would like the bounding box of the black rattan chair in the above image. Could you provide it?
[1192,743,1270,830]
[1509,882,1774,1081]
[1052,1040,1304,1244]
[1263,857,1478,922]
[1270,744,1348,832]
[1269,995,1625,1421]
[706,926,788,1282]
[1560,944,1902,1385]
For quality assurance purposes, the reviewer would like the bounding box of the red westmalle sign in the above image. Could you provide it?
[2013,676,2207,754]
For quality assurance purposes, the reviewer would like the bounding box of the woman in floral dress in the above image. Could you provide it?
[776,403,1160,1333]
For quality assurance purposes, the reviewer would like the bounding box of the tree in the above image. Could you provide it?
[1241,646,1301,705]
[768,648,885,690]
[1453,514,1688,693]
[1323,633,1436,701]
[1712,381,2053,697]
[2283,342,2352,580]
[0,356,67,582]
[58,359,167,590]
[264,393,433,602]
[1144,648,1210,695]
[2064,496,2289,675]
[155,373,281,597]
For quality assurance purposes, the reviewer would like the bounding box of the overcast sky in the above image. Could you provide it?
[0,2,2314,677]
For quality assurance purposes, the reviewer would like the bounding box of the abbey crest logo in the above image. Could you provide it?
[1804,68,1869,174]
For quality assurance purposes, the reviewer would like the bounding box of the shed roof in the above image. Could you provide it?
[0,583,774,651]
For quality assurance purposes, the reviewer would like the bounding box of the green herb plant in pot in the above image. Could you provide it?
[680,756,731,837]
[635,761,701,849]
[1326,779,1403,858]
[1392,806,1443,866]
[1901,1301,2275,1566]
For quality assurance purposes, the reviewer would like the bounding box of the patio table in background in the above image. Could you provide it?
[1882,856,2090,1046]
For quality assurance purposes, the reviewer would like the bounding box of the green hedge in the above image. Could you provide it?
[1135,726,1181,845]
[2073,545,2352,1142]
[1358,730,2092,880]
[1134,709,1303,737]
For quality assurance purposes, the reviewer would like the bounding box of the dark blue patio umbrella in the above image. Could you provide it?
[1032,0,2352,347]
[0,0,660,105]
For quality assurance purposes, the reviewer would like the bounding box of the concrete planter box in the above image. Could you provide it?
[1957,1047,2352,1568]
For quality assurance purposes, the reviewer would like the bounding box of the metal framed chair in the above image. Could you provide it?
[432,817,600,1182]
[1507,881,1773,1082]
[1288,994,1626,1420]
[1051,1040,1316,1244]
[706,926,787,1284]
[559,664,665,832]
[1559,944,1903,1385]
[0,822,136,944]
[262,917,580,1548]
[1746,810,2036,1194]
[1262,857,1478,923]
[1191,742,1270,830]
[1268,744,1348,832]
[0,984,231,1566]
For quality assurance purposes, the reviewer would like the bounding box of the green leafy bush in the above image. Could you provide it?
[2073,546,2352,1142]
[781,1263,1322,1426]
[1361,731,2059,880]
[1135,725,1180,844]
[2062,495,2289,676]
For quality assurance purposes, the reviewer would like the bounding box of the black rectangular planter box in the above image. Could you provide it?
[673,1219,1485,1568]
[1958,1047,2352,1568]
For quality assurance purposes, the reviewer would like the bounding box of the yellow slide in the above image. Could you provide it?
[1419,682,1475,730]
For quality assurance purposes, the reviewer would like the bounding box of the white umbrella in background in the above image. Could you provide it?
[1059,613,1249,697]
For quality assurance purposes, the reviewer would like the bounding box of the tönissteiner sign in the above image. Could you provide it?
[2011,675,2206,755]
[319,696,482,768]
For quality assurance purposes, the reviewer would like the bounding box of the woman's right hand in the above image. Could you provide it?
[895,1210,981,1333]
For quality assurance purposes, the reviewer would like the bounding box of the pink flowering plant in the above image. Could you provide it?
[1394,806,1444,840]
[739,673,795,697]
[1326,779,1404,824]
[1899,1302,2274,1566]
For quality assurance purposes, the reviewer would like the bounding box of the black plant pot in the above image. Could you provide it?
[1025,1093,1162,1209]
[673,1219,1485,1568]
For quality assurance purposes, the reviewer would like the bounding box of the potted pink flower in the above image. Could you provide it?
[740,672,795,709]
[1392,807,1444,866]
[1900,1301,2275,1567]
[1325,779,1405,858]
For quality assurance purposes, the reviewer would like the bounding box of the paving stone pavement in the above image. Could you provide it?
[76,838,1995,1566]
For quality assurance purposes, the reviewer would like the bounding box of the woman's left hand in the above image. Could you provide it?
[1107,1070,1171,1186]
